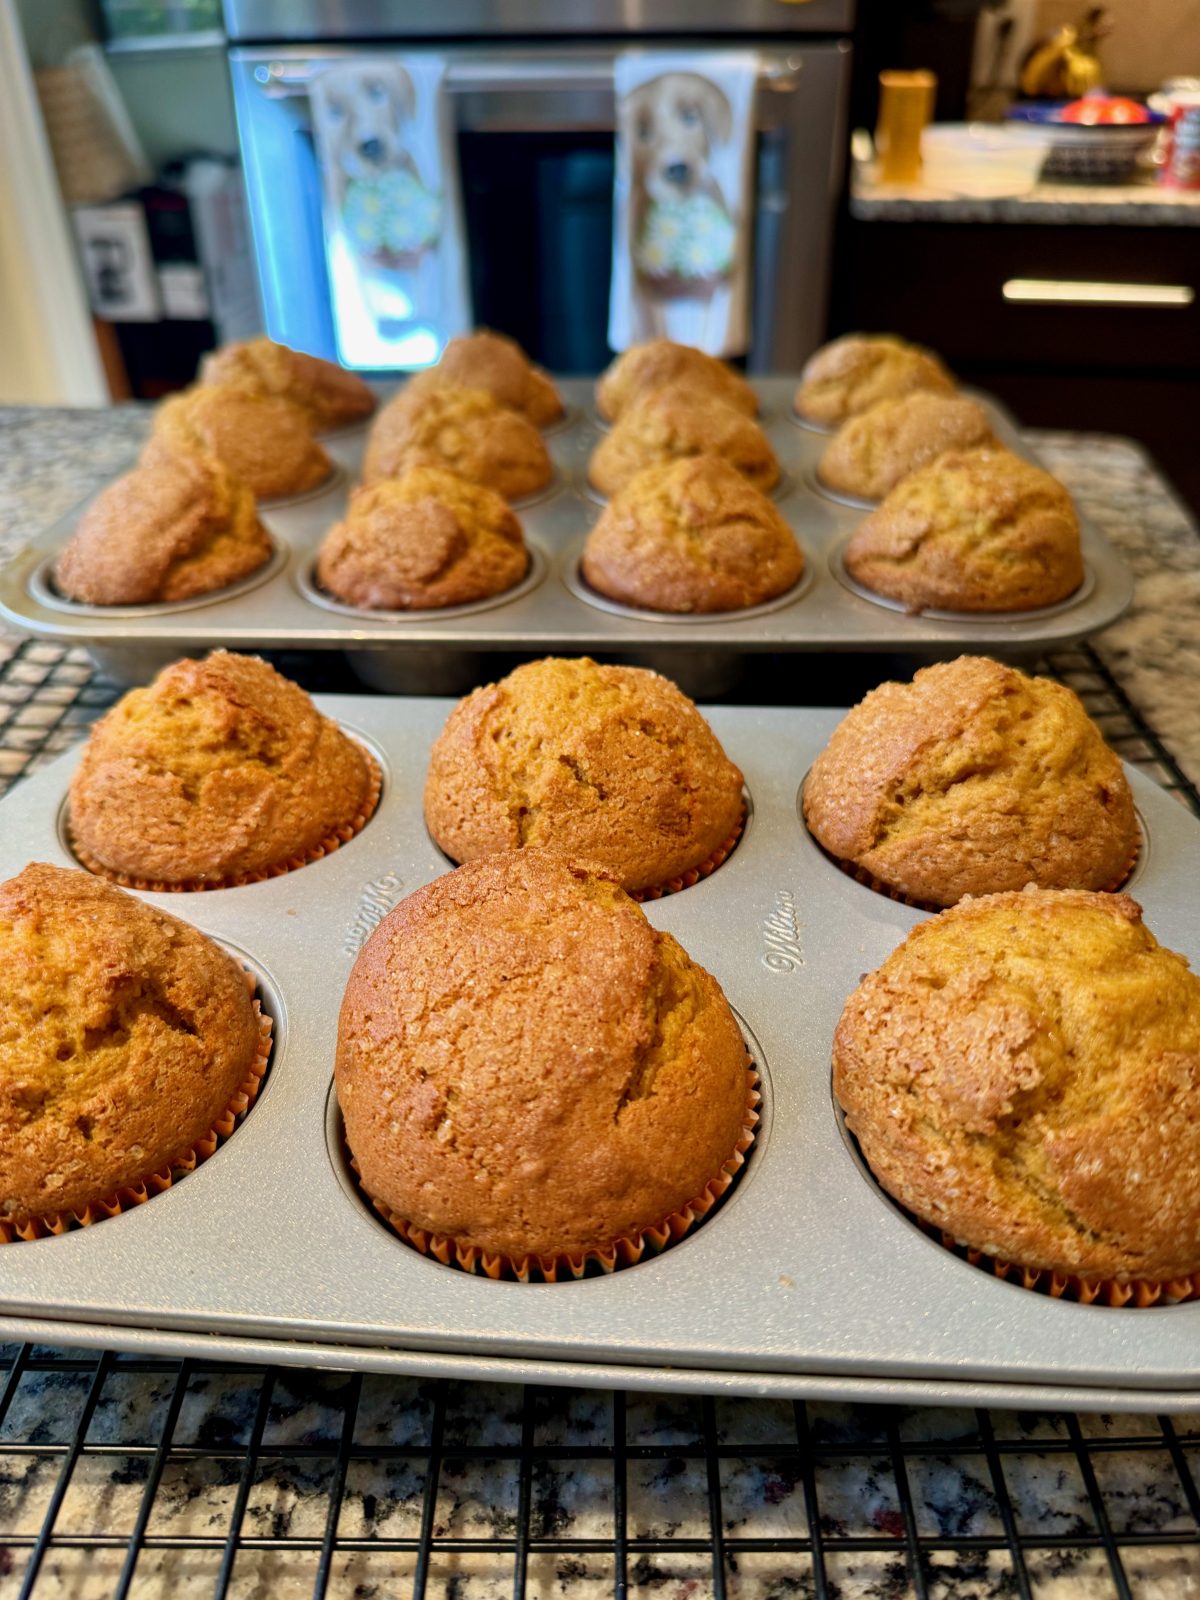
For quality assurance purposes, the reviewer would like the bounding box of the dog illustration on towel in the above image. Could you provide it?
[627,73,738,302]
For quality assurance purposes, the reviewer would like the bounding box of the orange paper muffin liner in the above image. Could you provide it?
[812,821,1142,914]
[918,1216,1200,1308]
[356,1063,761,1284]
[0,971,273,1245]
[630,804,747,903]
[70,747,382,893]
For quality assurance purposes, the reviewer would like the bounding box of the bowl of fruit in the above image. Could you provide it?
[1007,94,1164,181]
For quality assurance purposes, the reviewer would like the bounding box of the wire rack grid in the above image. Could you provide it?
[1,636,1199,1599]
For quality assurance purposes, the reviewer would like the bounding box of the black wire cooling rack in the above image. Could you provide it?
[2,635,1200,1600]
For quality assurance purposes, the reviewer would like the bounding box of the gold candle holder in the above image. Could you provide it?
[875,70,937,184]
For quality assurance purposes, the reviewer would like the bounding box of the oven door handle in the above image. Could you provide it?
[251,50,804,97]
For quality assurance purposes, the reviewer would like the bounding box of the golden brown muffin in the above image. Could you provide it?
[405,331,564,427]
[424,657,745,895]
[200,335,375,429]
[336,849,753,1264]
[596,340,757,423]
[582,456,803,614]
[145,385,333,501]
[794,334,956,426]
[834,889,1200,1284]
[804,656,1138,907]
[844,446,1084,613]
[68,651,378,887]
[818,392,995,502]
[0,862,263,1228]
[315,467,528,611]
[362,383,553,502]
[588,383,779,499]
[53,452,271,606]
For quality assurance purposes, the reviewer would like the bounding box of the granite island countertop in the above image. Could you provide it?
[850,174,1200,226]
[1,407,1200,1598]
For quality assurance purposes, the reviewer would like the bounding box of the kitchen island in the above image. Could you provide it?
[0,408,1199,1596]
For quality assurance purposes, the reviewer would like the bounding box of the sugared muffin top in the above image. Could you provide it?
[200,335,375,429]
[53,452,271,606]
[362,383,553,502]
[596,340,757,423]
[0,862,262,1225]
[315,466,528,611]
[145,385,332,501]
[834,889,1200,1282]
[582,455,803,613]
[406,331,563,427]
[588,382,779,499]
[424,656,745,894]
[68,651,376,887]
[794,334,955,426]
[818,391,995,502]
[844,446,1084,613]
[804,656,1138,907]
[336,849,753,1262]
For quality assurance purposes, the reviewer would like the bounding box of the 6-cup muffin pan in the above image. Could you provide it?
[0,379,1134,690]
[2,696,1199,1413]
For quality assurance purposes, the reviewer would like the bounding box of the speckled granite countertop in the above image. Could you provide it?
[1,407,1200,1597]
[850,175,1200,225]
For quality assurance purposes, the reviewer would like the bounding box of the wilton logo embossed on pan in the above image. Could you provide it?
[762,889,803,972]
[343,872,405,954]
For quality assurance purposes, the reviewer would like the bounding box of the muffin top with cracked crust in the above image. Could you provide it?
[68,651,375,886]
[834,889,1200,1283]
[316,466,528,611]
[844,446,1084,613]
[362,383,552,502]
[588,383,779,499]
[145,384,332,501]
[405,331,563,427]
[794,334,955,426]
[336,849,752,1261]
[200,336,375,429]
[804,656,1137,907]
[0,862,261,1226]
[818,391,995,503]
[582,455,803,613]
[596,340,757,423]
[53,452,271,606]
[424,656,745,894]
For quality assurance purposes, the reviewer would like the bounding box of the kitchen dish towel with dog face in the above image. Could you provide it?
[608,51,760,357]
[310,56,469,369]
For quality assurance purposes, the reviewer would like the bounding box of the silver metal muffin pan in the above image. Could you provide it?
[0,379,1134,688]
[2,698,1199,1412]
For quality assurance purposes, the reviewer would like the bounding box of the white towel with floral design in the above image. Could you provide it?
[608,51,759,357]
[311,57,469,369]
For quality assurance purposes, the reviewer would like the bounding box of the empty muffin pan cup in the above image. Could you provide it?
[2,698,1199,1408]
[0,379,1134,686]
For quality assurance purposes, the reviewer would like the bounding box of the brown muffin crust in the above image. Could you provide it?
[582,456,803,613]
[53,452,271,606]
[818,392,995,502]
[0,862,261,1225]
[588,383,780,499]
[316,466,528,611]
[68,651,376,886]
[200,335,375,428]
[596,340,757,423]
[844,446,1084,613]
[145,385,333,501]
[794,334,956,426]
[362,383,553,502]
[804,656,1138,907]
[833,889,1200,1282]
[424,656,745,894]
[406,331,563,427]
[336,850,752,1261]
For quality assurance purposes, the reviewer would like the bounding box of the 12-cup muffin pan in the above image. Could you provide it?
[0,379,1134,690]
[2,696,1200,1413]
